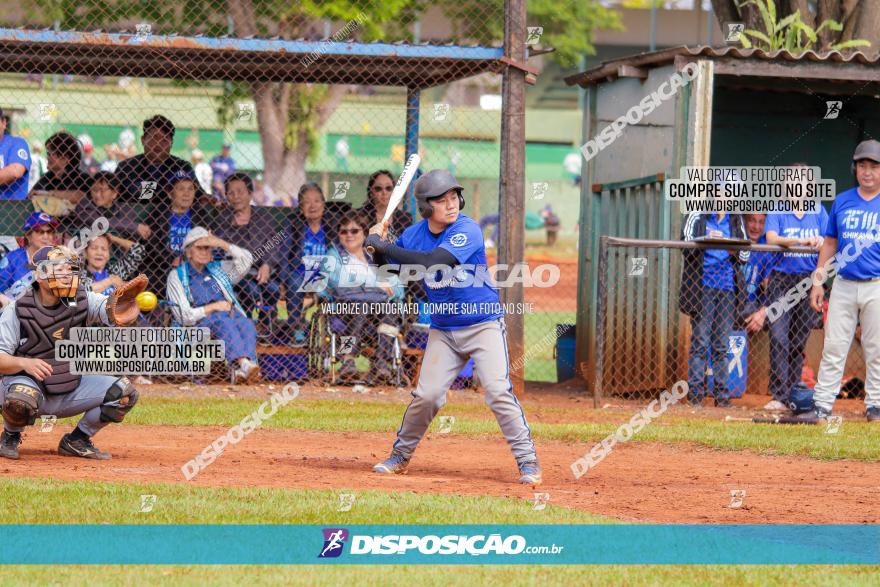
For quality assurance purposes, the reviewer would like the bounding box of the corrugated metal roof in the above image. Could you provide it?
[565,45,880,87]
[0,27,505,88]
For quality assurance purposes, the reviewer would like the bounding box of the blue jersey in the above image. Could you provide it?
[0,135,31,200]
[0,248,32,295]
[299,225,327,274]
[169,211,193,254]
[825,187,880,280]
[395,214,502,330]
[743,236,776,304]
[702,214,735,291]
[765,208,828,274]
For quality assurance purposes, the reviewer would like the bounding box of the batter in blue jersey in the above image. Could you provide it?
[365,169,540,485]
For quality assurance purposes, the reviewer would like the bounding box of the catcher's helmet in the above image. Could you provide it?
[31,245,83,305]
[787,383,815,415]
[414,169,465,218]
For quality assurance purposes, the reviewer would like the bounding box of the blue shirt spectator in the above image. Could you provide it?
[0,110,31,200]
[210,144,235,198]
[702,213,736,291]
[824,187,880,281]
[0,212,59,305]
[765,208,829,274]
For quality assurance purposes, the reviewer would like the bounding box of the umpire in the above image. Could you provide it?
[0,245,145,460]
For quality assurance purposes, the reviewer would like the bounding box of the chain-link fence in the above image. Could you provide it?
[593,235,867,406]
[0,1,582,385]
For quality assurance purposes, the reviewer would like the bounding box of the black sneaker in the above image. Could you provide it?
[796,407,832,422]
[0,430,21,460]
[867,407,880,422]
[58,433,111,460]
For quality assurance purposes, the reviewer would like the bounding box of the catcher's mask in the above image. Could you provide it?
[30,245,82,306]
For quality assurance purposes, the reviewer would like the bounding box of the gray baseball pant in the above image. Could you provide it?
[1,374,121,436]
[392,318,538,464]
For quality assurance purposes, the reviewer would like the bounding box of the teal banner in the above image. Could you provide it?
[2,525,877,565]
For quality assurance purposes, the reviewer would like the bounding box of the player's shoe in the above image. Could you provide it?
[518,461,543,486]
[0,430,22,460]
[763,399,788,412]
[795,407,831,422]
[233,358,260,385]
[373,451,410,475]
[58,433,111,460]
[866,407,880,422]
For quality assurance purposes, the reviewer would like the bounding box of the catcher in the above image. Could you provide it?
[0,245,147,460]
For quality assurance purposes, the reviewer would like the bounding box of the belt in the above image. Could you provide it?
[839,276,880,283]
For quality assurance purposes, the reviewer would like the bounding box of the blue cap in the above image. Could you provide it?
[22,211,59,233]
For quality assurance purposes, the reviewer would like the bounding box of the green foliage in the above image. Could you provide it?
[735,0,871,53]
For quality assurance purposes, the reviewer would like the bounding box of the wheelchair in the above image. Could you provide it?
[306,300,410,387]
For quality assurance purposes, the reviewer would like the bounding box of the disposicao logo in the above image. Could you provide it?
[318,528,349,558]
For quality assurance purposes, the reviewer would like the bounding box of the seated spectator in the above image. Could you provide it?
[281,182,351,344]
[0,212,58,306]
[0,108,31,200]
[81,233,146,295]
[359,170,412,239]
[114,115,194,203]
[144,169,213,286]
[80,141,100,176]
[67,171,150,242]
[166,227,259,384]
[317,210,404,383]
[30,131,91,215]
[213,172,282,328]
[679,212,749,408]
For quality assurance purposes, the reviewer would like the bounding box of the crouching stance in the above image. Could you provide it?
[0,245,145,460]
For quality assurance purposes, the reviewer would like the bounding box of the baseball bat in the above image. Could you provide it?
[366,153,421,254]
[724,415,819,425]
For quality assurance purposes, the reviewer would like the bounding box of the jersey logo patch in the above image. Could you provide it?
[17,149,27,160]
[52,327,64,340]
[449,233,468,247]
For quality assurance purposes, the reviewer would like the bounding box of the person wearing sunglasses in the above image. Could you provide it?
[166,226,259,384]
[359,170,412,241]
[315,209,404,384]
[0,212,59,307]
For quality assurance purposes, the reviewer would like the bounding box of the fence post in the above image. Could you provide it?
[499,0,527,396]
[405,86,421,220]
[592,235,609,408]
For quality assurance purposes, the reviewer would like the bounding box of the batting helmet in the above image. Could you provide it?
[414,169,465,218]
[787,383,815,415]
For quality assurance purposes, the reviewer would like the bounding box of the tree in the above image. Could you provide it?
[710,0,879,53]
[24,0,622,201]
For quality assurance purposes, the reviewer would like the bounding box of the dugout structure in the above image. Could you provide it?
[566,46,880,401]
[0,0,542,391]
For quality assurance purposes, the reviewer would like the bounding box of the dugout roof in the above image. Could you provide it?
[0,28,505,89]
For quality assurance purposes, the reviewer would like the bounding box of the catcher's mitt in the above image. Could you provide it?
[106,274,149,326]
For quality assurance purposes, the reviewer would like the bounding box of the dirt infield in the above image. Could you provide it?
[5,423,879,524]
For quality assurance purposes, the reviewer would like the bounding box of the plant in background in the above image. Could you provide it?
[734,0,870,52]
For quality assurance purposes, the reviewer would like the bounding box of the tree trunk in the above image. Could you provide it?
[816,0,841,49]
[852,0,880,55]
[710,0,741,32]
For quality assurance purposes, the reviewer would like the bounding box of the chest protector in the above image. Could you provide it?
[15,287,89,395]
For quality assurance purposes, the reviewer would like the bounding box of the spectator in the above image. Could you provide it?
[281,182,351,345]
[144,169,214,286]
[79,137,100,176]
[31,131,91,205]
[741,213,777,340]
[191,149,213,197]
[81,233,146,295]
[0,212,58,306]
[0,109,31,200]
[680,212,750,407]
[540,204,561,246]
[765,166,828,412]
[68,172,149,242]
[359,170,412,240]
[114,115,193,202]
[100,144,121,173]
[317,209,404,383]
[479,212,500,249]
[28,141,47,191]
[210,143,235,198]
[166,227,259,384]
[213,172,282,328]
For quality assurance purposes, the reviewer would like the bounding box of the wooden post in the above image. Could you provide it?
[499,0,527,396]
